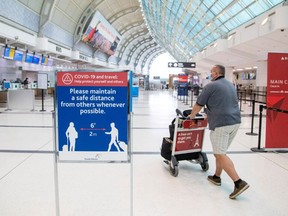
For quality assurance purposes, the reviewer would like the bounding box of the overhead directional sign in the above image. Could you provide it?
[168,62,196,68]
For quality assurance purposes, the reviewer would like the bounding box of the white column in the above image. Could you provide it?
[256,60,267,87]
[225,66,234,83]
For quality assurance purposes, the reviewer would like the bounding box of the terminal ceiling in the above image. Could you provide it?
[8,0,288,72]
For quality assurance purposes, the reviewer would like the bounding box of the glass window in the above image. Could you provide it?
[140,0,284,57]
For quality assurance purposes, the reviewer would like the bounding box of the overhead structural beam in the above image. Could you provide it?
[118,21,145,35]
[139,47,165,73]
[39,0,56,36]
[134,43,158,67]
[146,50,166,70]
[126,36,153,64]
[108,6,139,24]
[128,41,157,65]
[117,29,149,59]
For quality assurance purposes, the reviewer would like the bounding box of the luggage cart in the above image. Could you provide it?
[161,109,209,177]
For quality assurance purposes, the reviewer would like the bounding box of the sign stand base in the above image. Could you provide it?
[251,147,267,152]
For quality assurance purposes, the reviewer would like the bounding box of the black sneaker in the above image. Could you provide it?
[207,175,221,186]
[229,180,249,199]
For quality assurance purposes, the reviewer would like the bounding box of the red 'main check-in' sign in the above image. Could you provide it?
[266,53,288,149]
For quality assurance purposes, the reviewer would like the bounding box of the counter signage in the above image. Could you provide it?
[37,73,48,89]
[56,71,129,162]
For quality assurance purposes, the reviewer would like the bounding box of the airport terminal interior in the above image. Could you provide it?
[0,0,288,216]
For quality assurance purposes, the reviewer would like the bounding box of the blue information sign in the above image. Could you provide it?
[55,70,129,162]
[178,83,189,96]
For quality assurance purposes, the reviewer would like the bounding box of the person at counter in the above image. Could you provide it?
[23,78,29,89]
[1,79,6,90]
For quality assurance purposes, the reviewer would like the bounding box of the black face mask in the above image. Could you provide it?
[212,76,224,81]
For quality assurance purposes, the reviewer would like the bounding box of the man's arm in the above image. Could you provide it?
[188,103,203,119]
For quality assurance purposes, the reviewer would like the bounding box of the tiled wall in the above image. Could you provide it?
[0,0,39,32]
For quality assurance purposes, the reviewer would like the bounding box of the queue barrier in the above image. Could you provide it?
[251,105,288,153]
[237,90,267,136]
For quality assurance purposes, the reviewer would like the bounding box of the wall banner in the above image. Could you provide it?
[266,53,288,149]
[55,70,129,162]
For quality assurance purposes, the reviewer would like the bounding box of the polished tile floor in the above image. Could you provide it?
[0,89,288,216]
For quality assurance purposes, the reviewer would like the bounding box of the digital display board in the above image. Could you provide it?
[32,54,40,64]
[25,52,33,63]
[48,58,53,66]
[3,47,15,60]
[41,55,49,65]
[81,11,121,56]
[13,50,23,61]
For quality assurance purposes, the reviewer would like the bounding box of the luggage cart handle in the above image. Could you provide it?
[176,108,206,120]
[176,108,186,118]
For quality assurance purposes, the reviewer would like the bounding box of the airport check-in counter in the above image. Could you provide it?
[0,82,53,110]
[0,89,7,103]
[7,89,35,110]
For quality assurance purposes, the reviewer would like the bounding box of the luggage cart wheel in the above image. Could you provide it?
[201,162,209,171]
[169,164,179,177]
[198,152,209,171]
[170,156,179,177]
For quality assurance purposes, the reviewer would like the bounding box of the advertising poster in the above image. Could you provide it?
[174,130,204,153]
[56,70,129,162]
[82,11,121,56]
[266,53,288,149]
